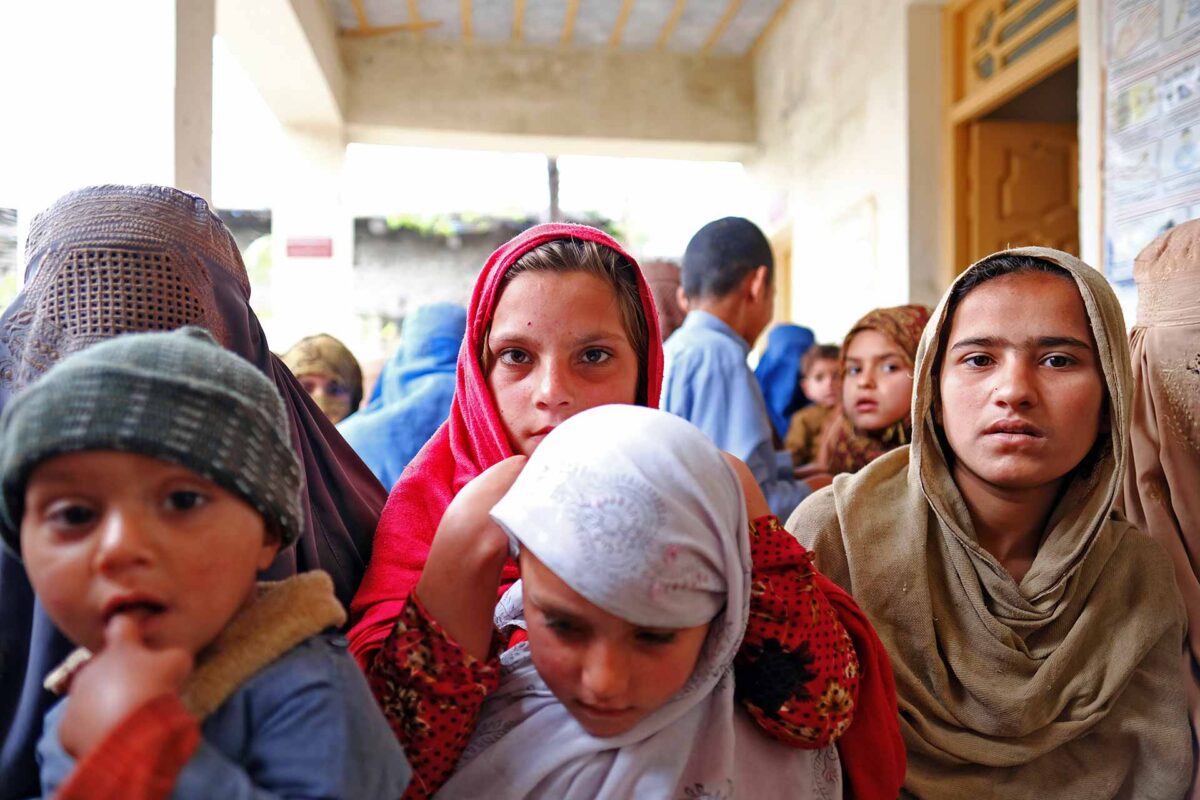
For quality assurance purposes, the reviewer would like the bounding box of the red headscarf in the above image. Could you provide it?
[816,570,907,799]
[347,224,664,662]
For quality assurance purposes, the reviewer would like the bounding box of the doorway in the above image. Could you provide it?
[969,63,1080,259]
[943,0,1080,280]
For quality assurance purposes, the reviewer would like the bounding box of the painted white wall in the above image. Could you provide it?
[751,0,942,342]
[342,37,755,160]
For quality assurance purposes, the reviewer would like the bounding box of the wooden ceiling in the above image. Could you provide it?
[330,0,792,56]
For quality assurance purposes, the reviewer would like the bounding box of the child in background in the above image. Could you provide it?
[818,305,931,475]
[754,323,817,442]
[282,333,364,424]
[424,405,858,798]
[786,344,842,467]
[1,328,410,800]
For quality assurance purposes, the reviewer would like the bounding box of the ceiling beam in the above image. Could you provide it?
[407,0,424,41]
[751,0,794,55]
[219,0,346,127]
[657,0,688,50]
[461,0,473,42]
[350,0,370,30]
[340,19,442,38]
[609,0,635,49]
[562,0,580,46]
[702,0,742,55]
[343,37,755,159]
[513,0,526,42]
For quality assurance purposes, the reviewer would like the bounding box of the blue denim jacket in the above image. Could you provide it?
[36,633,410,799]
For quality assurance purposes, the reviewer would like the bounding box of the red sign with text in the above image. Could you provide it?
[286,237,333,258]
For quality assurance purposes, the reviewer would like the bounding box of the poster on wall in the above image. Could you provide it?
[0,209,17,309]
[1105,0,1200,306]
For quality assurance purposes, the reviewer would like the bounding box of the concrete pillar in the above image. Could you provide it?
[176,0,217,201]
[8,0,214,232]
[267,126,356,352]
[905,1,945,309]
[1078,0,1105,269]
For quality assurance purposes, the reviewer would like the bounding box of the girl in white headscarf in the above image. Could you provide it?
[429,405,848,798]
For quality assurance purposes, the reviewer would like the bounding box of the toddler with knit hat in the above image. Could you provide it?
[0,327,410,799]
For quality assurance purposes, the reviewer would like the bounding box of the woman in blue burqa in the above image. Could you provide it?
[338,302,467,489]
[754,322,816,440]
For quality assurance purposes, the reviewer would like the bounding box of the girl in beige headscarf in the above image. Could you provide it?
[1122,220,1200,798]
[788,247,1191,799]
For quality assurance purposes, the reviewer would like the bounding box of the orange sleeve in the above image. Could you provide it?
[735,515,860,748]
[55,694,200,800]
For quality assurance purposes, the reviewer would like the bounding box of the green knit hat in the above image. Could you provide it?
[0,327,304,555]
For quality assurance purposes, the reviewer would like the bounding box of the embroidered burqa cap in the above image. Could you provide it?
[439,404,841,798]
[0,184,383,605]
[789,247,1191,798]
[371,302,467,406]
[338,303,467,490]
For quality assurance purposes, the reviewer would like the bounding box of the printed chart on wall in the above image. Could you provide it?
[1106,0,1200,310]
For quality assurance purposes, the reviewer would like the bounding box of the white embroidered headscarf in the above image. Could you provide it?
[437,404,841,799]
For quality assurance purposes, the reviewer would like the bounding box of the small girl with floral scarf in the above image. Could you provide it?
[818,305,932,475]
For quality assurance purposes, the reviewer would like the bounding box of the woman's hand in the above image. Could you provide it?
[793,462,827,481]
[58,615,193,758]
[794,462,833,492]
[416,456,527,660]
[803,474,834,492]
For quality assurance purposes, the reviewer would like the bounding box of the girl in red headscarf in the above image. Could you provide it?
[348,225,903,799]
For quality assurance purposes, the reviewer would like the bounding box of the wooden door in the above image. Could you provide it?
[967,120,1079,263]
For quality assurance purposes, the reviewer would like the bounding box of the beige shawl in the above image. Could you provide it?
[788,247,1191,799]
[1122,221,1200,798]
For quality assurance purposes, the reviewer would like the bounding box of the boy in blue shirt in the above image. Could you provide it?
[661,217,811,519]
